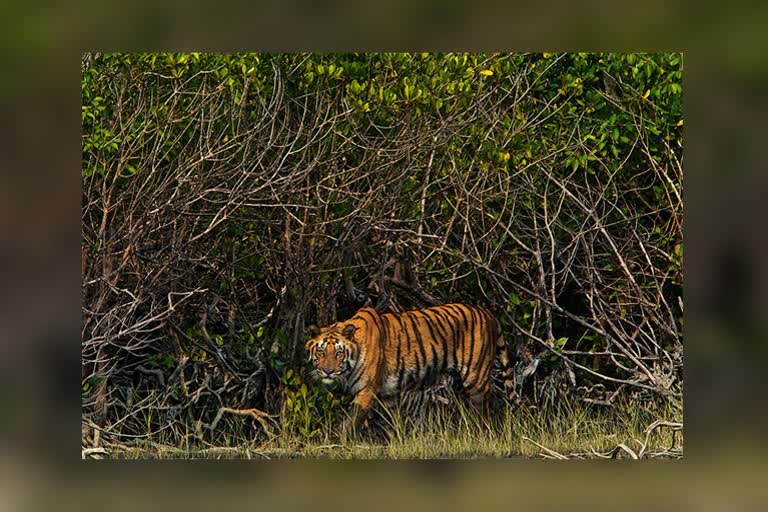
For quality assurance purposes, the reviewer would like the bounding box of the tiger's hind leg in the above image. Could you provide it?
[461,343,494,415]
[463,378,492,417]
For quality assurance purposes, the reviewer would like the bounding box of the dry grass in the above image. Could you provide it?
[89,395,682,460]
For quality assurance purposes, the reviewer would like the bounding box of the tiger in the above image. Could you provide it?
[305,303,516,428]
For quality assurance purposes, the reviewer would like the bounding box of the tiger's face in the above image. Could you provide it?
[305,323,358,385]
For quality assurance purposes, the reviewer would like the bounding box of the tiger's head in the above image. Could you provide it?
[305,323,358,385]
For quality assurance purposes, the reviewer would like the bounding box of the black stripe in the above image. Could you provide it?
[464,306,477,381]
[390,314,402,346]
[360,309,381,329]
[480,336,495,390]
[474,314,491,387]
[464,308,485,389]
[401,313,420,390]
[411,350,421,390]
[445,304,469,368]
[417,311,442,378]
[445,305,464,372]
[425,308,449,343]
[390,315,402,389]
[425,309,450,375]
[345,341,364,391]
[412,313,430,385]
[417,312,437,386]
[431,307,456,370]
[429,342,439,385]
[464,306,482,387]
[346,364,363,391]
[471,358,488,393]
[396,353,406,391]
[394,314,410,359]
[398,316,411,389]
[407,313,427,374]
[478,336,497,389]
[473,310,492,374]
[345,309,378,392]
[358,308,384,338]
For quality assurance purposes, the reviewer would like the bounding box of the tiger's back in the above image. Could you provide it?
[377,304,502,403]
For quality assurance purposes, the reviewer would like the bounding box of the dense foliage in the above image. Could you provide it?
[82,53,682,446]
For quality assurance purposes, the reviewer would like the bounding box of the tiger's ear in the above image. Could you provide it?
[342,323,357,339]
[307,324,321,337]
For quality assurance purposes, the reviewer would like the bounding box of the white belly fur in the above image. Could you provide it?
[379,374,400,396]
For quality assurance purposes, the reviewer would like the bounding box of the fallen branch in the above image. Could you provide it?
[521,436,568,460]
[638,420,683,458]
[209,407,277,436]
[82,447,110,459]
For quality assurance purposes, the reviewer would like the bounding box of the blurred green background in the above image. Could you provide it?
[1,0,767,508]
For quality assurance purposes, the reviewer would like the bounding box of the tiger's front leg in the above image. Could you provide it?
[343,387,376,437]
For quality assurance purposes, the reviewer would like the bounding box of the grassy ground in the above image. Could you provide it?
[88,396,683,460]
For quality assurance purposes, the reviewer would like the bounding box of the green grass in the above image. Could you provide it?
[89,396,682,460]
